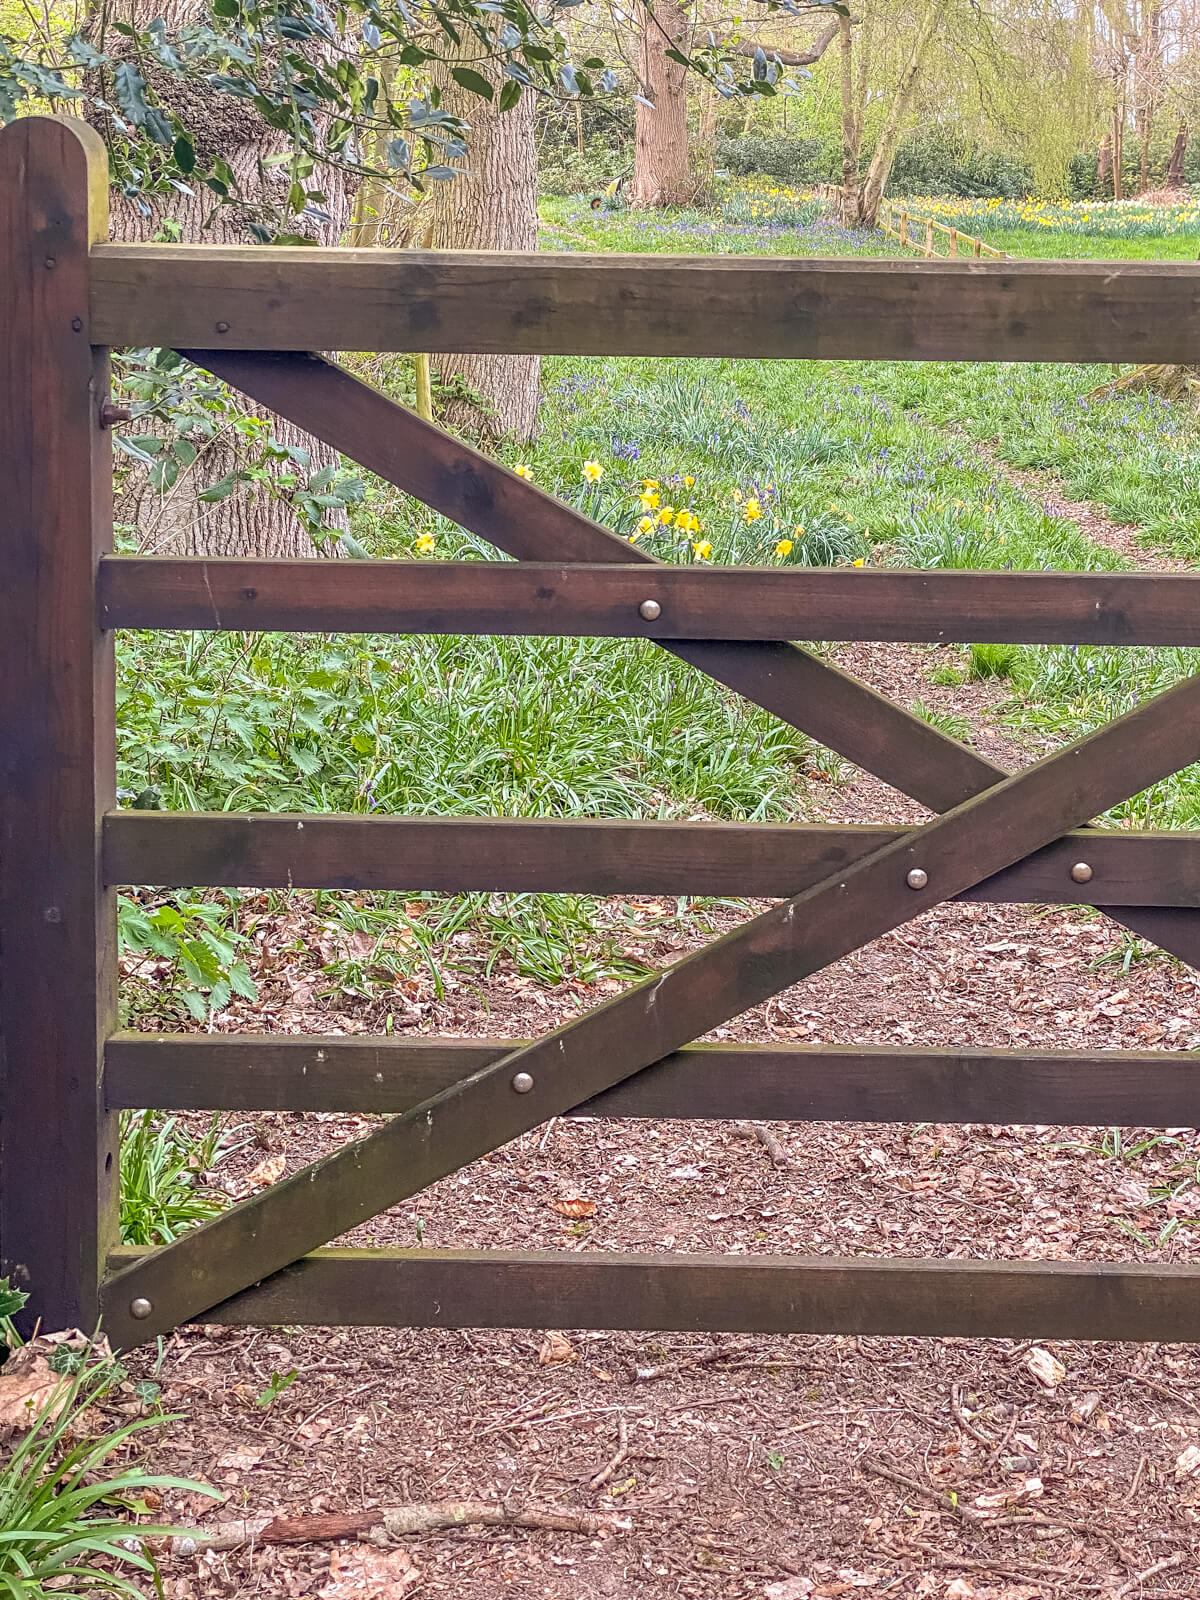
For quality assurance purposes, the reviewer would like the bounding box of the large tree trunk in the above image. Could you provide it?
[853,0,938,228]
[428,34,540,441]
[99,0,354,557]
[1097,130,1112,194]
[630,0,694,208]
[1166,120,1188,188]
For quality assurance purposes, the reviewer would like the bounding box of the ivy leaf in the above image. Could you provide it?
[173,134,196,174]
[450,66,493,100]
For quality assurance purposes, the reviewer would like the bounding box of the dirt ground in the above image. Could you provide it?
[120,476,1200,1600]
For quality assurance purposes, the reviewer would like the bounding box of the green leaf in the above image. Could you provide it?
[173,135,196,174]
[497,78,522,113]
[450,66,493,100]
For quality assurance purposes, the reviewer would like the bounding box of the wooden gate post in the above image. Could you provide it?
[0,118,118,1333]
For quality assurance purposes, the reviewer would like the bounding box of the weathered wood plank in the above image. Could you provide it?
[99,557,1200,646]
[0,117,118,1334]
[104,1033,1200,1125]
[89,248,1200,361]
[105,1245,1200,1343]
[99,668,1200,1346]
[102,811,1200,908]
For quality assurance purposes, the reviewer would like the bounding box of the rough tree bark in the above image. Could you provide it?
[630,0,694,208]
[1166,119,1188,188]
[428,32,540,441]
[96,0,354,557]
[838,14,864,225]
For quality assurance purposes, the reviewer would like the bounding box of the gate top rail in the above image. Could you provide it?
[89,244,1200,361]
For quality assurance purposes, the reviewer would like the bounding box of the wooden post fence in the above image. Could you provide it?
[4,116,1200,1347]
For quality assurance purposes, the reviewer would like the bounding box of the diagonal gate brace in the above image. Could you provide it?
[180,351,1200,970]
[101,668,1200,1345]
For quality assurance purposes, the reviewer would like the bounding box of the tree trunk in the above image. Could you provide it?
[630,0,694,208]
[428,34,540,441]
[1166,121,1188,188]
[1112,97,1124,200]
[855,0,938,228]
[838,14,862,226]
[101,0,353,557]
[1097,130,1112,193]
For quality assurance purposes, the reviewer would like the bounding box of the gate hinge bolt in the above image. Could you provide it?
[129,1297,153,1320]
[1070,861,1093,884]
[99,402,132,429]
[638,599,662,622]
[906,867,928,890]
[511,1071,535,1094]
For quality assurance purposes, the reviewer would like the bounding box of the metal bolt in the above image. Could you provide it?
[638,599,662,622]
[99,402,133,429]
[129,1297,153,1320]
[71,317,83,333]
[511,1071,535,1094]
[215,320,230,334]
[1070,861,1093,885]
[906,867,928,890]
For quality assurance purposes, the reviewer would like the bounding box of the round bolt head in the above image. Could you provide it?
[1070,861,1094,885]
[638,599,662,622]
[129,1297,153,1320]
[906,867,928,890]
[511,1071,535,1094]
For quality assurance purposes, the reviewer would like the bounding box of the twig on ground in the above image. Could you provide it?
[1127,1452,1148,1502]
[859,1457,976,1523]
[168,1498,632,1556]
[589,1416,630,1491]
[951,1383,998,1449]
[635,1343,754,1382]
[1119,1370,1200,1418]
[1113,1551,1187,1598]
[733,1121,796,1169]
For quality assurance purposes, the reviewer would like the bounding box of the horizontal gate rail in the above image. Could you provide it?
[104,812,1200,907]
[105,1245,1200,1344]
[105,1034,1200,1126]
[89,247,1200,362]
[101,557,1200,646]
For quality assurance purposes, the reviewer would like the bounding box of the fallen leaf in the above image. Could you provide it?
[1175,1443,1200,1480]
[319,1544,420,1598]
[538,1331,578,1366]
[1024,1347,1065,1389]
[944,1583,975,1599]
[0,1351,63,1430]
[243,1153,286,1192]
[1069,1391,1101,1425]
[550,1196,597,1219]
[215,1445,263,1473]
[764,1579,813,1600]
[297,1416,336,1444]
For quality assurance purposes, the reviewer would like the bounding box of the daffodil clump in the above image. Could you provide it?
[901,192,1200,242]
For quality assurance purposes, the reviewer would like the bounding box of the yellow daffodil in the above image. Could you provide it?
[639,490,660,511]
[743,497,762,523]
[692,540,712,561]
[793,525,805,537]
[641,479,659,490]
[775,538,793,557]
[731,488,742,503]
[829,502,839,513]
[852,557,865,568]
[683,475,696,488]
[657,506,675,525]
[583,460,605,483]
[415,534,435,554]
[636,516,654,536]
[514,464,533,480]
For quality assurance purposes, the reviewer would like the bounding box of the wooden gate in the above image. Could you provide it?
[4,116,1200,1349]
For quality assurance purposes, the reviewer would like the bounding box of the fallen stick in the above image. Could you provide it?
[733,1120,796,1170]
[635,1342,754,1382]
[589,1416,630,1491]
[1112,1551,1188,1599]
[168,1499,631,1555]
